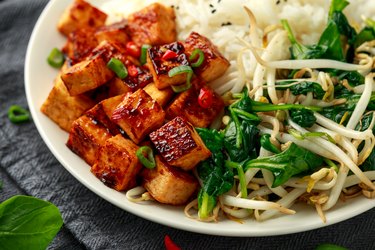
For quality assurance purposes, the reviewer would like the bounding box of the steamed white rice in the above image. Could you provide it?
[89,0,375,93]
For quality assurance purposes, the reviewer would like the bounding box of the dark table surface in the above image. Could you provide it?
[1,0,375,249]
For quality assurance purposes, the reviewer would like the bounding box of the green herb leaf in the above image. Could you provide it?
[244,143,323,187]
[260,134,281,154]
[316,243,348,250]
[290,108,317,128]
[0,195,63,250]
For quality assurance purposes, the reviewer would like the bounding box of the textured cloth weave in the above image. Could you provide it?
[0,0,374,249]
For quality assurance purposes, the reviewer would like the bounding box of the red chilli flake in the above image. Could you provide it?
[126,41,141,57]
[164,235,181,250]
[198,87,214,109]
[162,50,178,60]
[128,65,139,77]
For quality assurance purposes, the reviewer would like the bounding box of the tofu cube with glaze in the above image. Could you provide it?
[111,89,165,144]
[62,27,98,65]
[85,95,126,136]
[108,63,153,97]
[141,156,198,205]
[147,42,190,89]
[184,32,230,83]
[127,3,176,46]
[143,82,174,107]
[66,115,113,166]
[91,134,142,191]
[41,74,95,132]
[61,41,126,96]
[149,116,211,171]
[167,84,224,128]
[57,0,107,36]
[94,20,129,47]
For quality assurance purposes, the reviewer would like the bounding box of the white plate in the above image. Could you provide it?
[25,0,375,236]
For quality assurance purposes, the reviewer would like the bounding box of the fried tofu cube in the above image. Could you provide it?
[41,74,95,132]
[167,84,224,128]
[67,115,112,165]
[91,134,142,191]
[150,117,211,171]
[61,41,126,96]
[85,95,125,136]
[111,89,165,144]
[95,20,129,47]
[141,156,198,205]
[147,42,190,89]
[62,27,98,64]
[57,0,107,36]
[108,77,132,97]
[143,83,174,107]
[127,3,176,46]
[184,32,230,83]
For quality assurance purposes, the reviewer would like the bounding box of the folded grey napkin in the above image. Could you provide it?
[0,0,374,249]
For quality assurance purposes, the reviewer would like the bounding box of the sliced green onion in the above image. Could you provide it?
[107,58,128,79]
[136,146,156,169]
[140,44,151,65]
[168,65,193,93]
[189,48,205,68]
[47,48,65,68]
[8,105,30,124]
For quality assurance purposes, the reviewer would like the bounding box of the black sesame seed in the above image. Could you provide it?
[211,9,217,14]
[209,4,214,8]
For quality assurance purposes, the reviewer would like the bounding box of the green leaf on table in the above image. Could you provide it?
[0,195,63,250]
[244,143,323,187]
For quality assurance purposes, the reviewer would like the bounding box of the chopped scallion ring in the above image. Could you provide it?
[189,48,205,68]
[47,48,65,68]
[107,58,128,79]
[136,146,156,169]
[8,105,30,124]
[168,65,194,93]
[140,44,151,65]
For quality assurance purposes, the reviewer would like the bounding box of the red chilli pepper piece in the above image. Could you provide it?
[126,41,141,57]
[164,235,181,250]
[162,50,178,60]
[198,87,214,109]
[128,65,139,77]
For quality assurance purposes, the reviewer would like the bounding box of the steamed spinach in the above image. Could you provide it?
[260,134,281,154]
[290,108,317,128]
[276,81,326,99]
[243,143,323,187]
[354,18,375,48]
[281,19,327,60]
[196,128,234,219]
[0,195,63,250]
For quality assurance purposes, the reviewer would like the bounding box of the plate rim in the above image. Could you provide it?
[24,0,375,237]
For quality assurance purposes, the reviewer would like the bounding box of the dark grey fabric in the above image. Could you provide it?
[0,0,374,249]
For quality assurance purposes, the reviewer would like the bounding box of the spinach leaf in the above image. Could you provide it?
[328,0,349,15]
[276,81,326,99]
[244,143,323,187]
[354,27,375,48]
[360,149,375,172]
[196,128,234,219]
[196,127,224,166]
[260,134,281,154]
[197,159,234,219]
[330,11,357,45]
[318,20,345,61]
[337,71,365,87]
[224,120,259,162]
[290,108,317,128]
[0,195,63,250]
[281,19,327,60]
[354,18,375,48]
